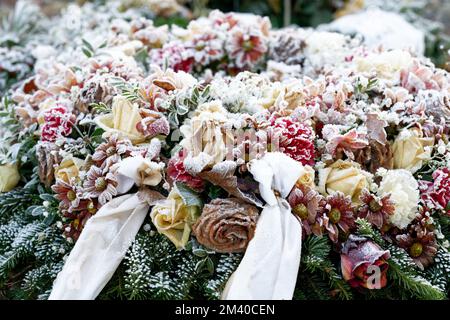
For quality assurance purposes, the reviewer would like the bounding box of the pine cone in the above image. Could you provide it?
[36,142,61,187]
[192,198,259,253]
[354,140,393,174]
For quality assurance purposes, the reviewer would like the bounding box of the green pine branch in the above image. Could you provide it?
[387,245,446,300]
[299,235,353,300]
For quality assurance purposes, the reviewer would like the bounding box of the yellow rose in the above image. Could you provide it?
[55,156,84,184]
[0,163,20,193]
[95,96,145,144]
[150,188,200,249]
[318,160,369,202]
[392,128,434,173]
[296,164,316,188]
[180,100,233,166]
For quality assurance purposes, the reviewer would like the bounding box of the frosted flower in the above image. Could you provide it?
[226,27,267,69]
[288,185,322,238]
[355,49,413,80]
[378,169,419,229]
[186,32,224,66]
[268,116,315,166]
[83,166,118,205]
[392,128,434,173]
[92,134,131,169]
[41,106,76,142]
[358,189,395,230]
[179,100,232,166]
[315,192,356,243]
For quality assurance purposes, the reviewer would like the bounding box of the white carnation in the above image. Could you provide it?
[377,169,419,229]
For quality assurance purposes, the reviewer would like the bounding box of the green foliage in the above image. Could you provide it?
[99,228,242,300]
[0,186,71,300]
[296,235,352,300]
[120,232,197,300]
[0,0,43,47]
[175,182,204,208]
[386,245,446,300]
[0,187,42,224]
[424,247,450,295]
[355,218,385,245]
[20,261,64,300]
[203,253,242,299]
[81,38,107,58]
[109,77,144,103]
[162,84,213,128]
[90,102,110,114]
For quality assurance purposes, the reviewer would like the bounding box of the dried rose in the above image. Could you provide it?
[192,198,259,253]
[341,235,390,289]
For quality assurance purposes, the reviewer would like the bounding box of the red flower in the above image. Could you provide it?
[62,206,96,241]
[269,117,315,166]
[167,150,205,191]
[341,235,390,289]
[420,167,450,215]
[41,106,76,142]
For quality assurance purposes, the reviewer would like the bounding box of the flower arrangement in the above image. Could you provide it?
[0,1,449,300]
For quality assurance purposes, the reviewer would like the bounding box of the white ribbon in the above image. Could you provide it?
[49,194,149,300]
[49,156,160,300]
[222,152,304,300]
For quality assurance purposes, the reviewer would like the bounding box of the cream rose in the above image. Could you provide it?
[377,169,419,229]
[0,163,21,193]
[180,100,233,166]
[318,160,370,202]
[150,188,200,249]
[95,96,145,144]
[55,156,84,184]
[392,128,434,173]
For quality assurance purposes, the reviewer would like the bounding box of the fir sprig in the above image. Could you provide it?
[387,245,446,300]
[298,235,353,300]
